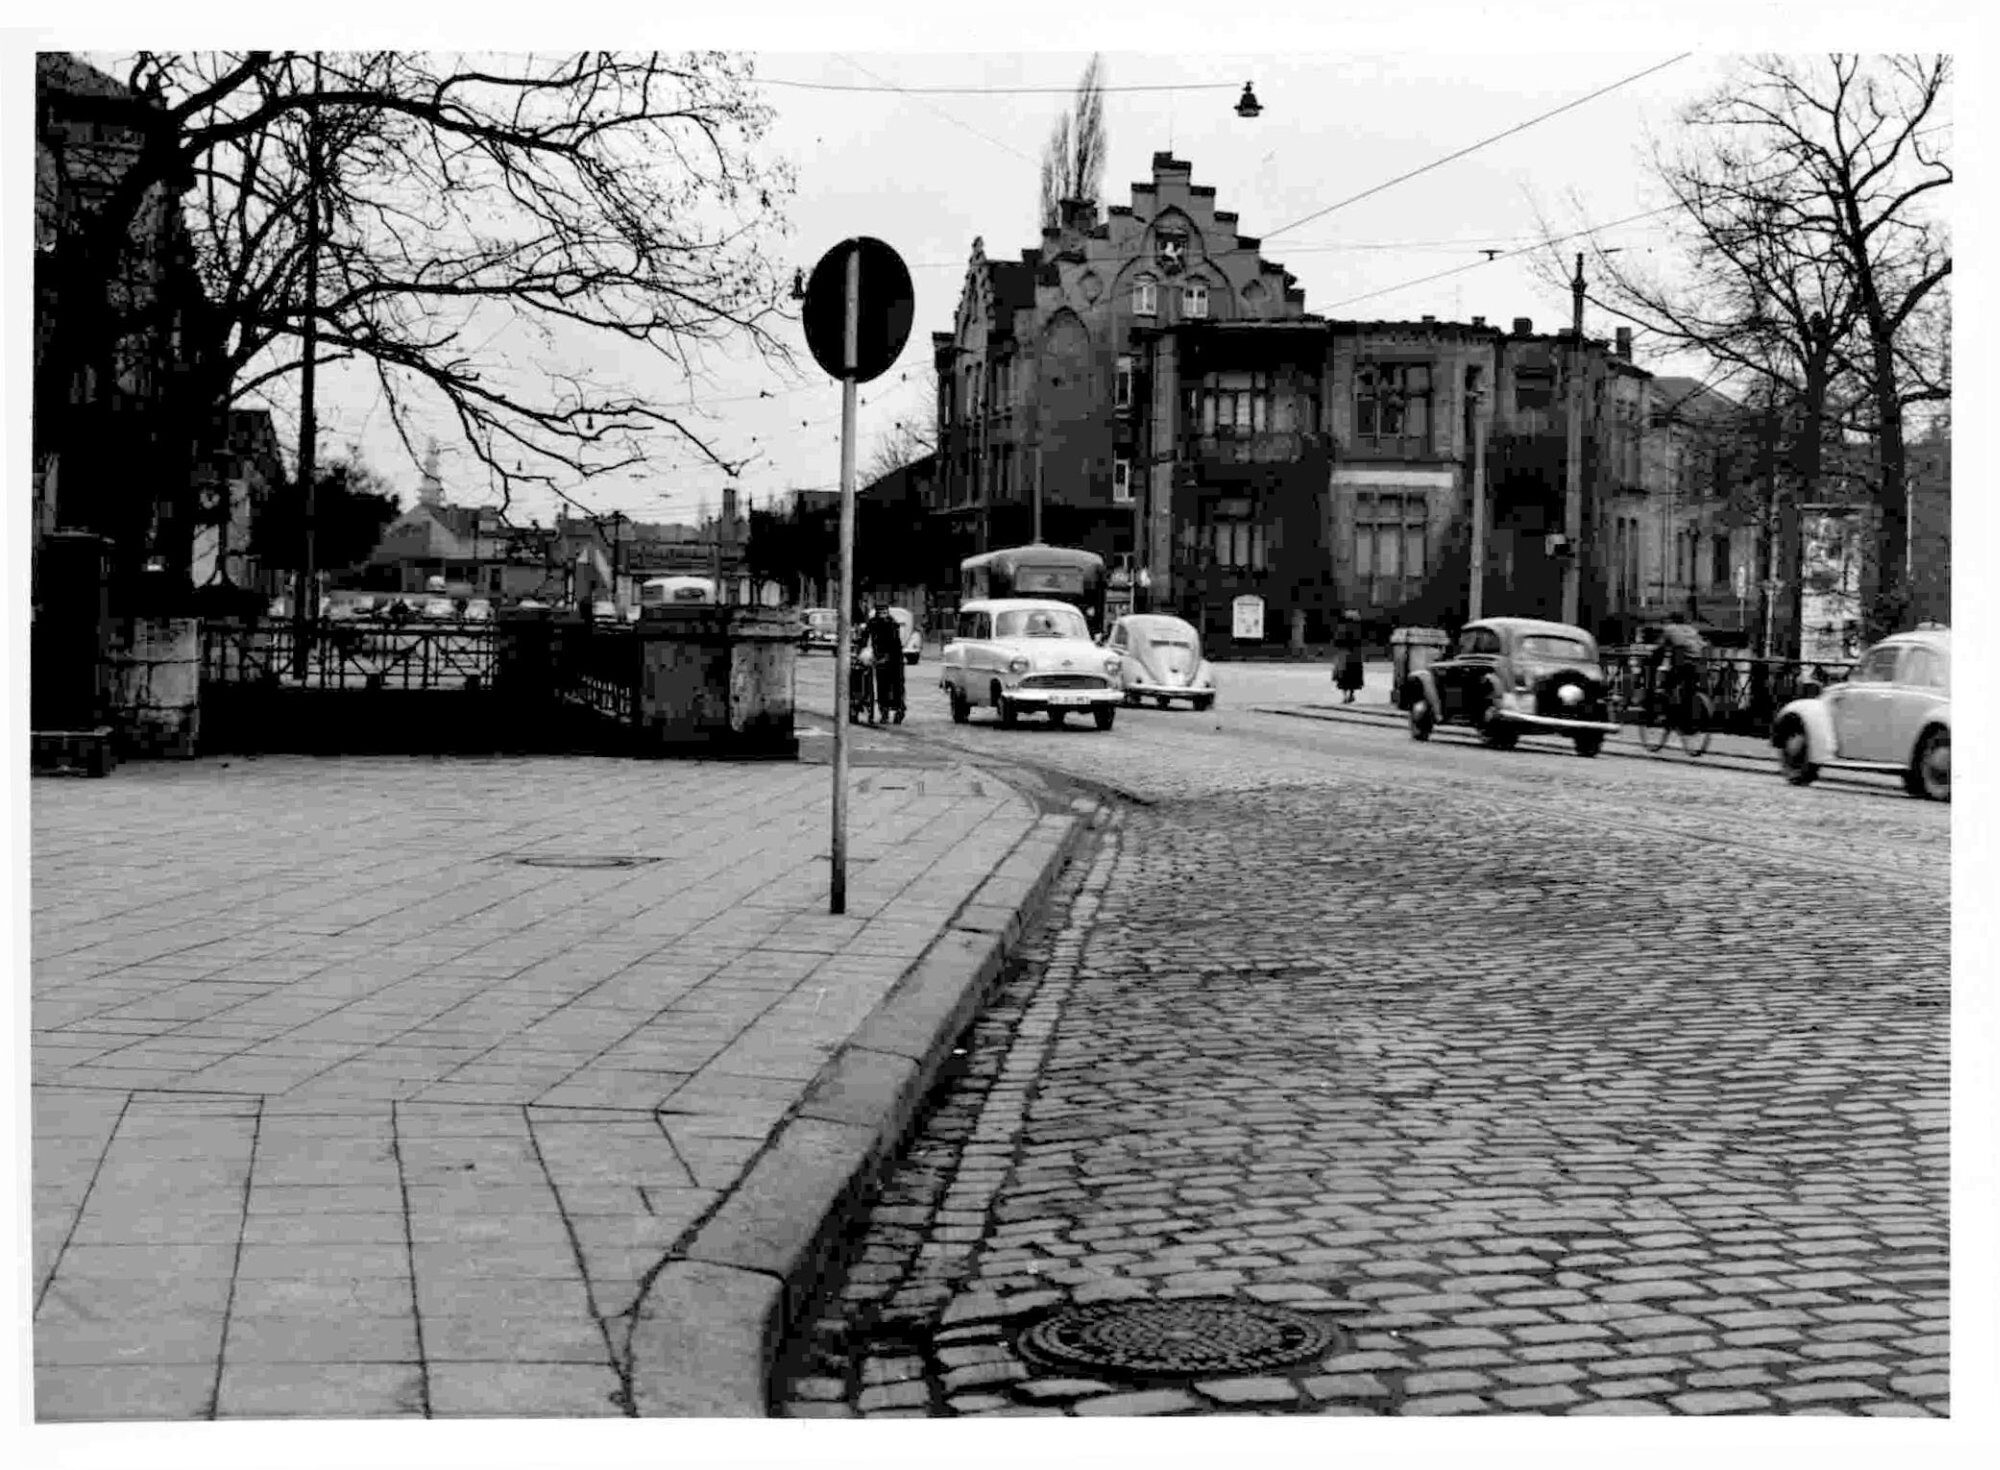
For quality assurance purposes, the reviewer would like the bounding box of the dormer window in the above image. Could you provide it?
[1133,276,1158,316]
[1183,280,1209,319]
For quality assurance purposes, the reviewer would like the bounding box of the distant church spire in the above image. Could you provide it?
[419,439,444,508]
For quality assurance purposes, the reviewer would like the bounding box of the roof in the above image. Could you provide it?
[1470,617,1596,640]
[1116,613,1199,634]
[1882,626,1950,649]
[961,598,1090,614]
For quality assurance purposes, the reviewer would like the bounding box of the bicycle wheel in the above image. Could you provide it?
[1640,706,1672,754]
[1679,693,1713,757]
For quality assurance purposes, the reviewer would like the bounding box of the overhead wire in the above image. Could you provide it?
[1263,54,1695,240]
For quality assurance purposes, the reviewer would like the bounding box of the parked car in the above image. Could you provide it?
[590,600,620,623]
[420,596,458,621]
[800,607,840,655]
[887,606,922,665]
[1400,616,1620,757]
[463,598,494,622]
[1107,613,1215,710]
[1772,626,1949,801]
[940,598,1123,730]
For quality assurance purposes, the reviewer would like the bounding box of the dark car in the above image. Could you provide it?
[800,607,840,655]
[1400,616,1620,757]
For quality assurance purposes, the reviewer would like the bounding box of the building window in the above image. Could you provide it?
[1205,498,1266,571]
[1354,363,1433,453]
[1354,491,1428,600]
[1190,372,1273,438]
[1115,356,1134,410]
[1516,369,1556,414]
[1183,280,1209,319]
[1711,532,1731,589]
[1112,458,1133,505]
[1133,276,1158,315]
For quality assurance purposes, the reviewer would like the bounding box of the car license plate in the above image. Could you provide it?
[1046,691,1091,706]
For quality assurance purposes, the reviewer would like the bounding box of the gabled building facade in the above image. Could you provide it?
[926,151,1776,650]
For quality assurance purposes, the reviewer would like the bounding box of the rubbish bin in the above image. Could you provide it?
[1389,626,1449,705]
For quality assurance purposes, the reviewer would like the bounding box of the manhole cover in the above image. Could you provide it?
[1016,1298,1342,1381]
[512,854,658,870]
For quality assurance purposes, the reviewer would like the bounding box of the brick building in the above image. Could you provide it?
[928,151,1760,650]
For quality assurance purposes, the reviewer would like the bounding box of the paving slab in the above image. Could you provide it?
[31,740,1095,1419]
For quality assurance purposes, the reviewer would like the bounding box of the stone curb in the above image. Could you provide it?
[626,783,1103,1417]
[1257,703,1781,774]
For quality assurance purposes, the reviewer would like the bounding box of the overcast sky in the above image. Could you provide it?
[299,47,1753,527]
[21,5,1967,539]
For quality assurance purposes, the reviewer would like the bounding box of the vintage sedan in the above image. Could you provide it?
[940,598,1123,730]
[799,607,840,655]
[1107,613,1216,710]
[1771,627,1949,801]
[1401,616,1621,756]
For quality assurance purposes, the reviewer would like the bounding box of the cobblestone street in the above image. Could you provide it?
[777,661,1950,1418]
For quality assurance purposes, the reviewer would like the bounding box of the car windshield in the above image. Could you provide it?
[996,608,1089,640]
[1146,633,1195,650]
[1518,634,1594,661]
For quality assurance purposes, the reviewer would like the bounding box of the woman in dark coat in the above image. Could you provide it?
[1333,611,1366,703]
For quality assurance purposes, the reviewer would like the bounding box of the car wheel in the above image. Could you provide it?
[1574,731,1604,758]
[1123,690,1139,707]
[1908,726,1949,802]
[1156,696,1171,710]
[995,685,1017,728]
[1777,721,1819,786]
[1094,705,1117,731]
[948,688,969,724]
[1482,719,1519,751]
[1408,693,1435,742]
[1048,709,1067,728]
[1193,694,1215,712]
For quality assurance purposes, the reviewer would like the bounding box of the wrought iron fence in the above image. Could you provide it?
[202,619,499,690]
[1602,648,1854,735]
[551,619,642,726]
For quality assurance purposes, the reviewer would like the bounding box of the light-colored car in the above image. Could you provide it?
[940,598,1123,730]
[420,596,458,621]
[1772,626,1949,801]
[1401,616,1621,757]
[1108,613,1215,710]
[463,598,494,623]
[888,606,922,665]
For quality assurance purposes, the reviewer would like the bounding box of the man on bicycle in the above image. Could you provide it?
[1649,611,1707,731]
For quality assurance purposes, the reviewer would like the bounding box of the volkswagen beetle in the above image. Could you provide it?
[1771,626,1949,801]
[1400,616,1620,756]
[1106,613,1216,710]
[940,598,1123,729]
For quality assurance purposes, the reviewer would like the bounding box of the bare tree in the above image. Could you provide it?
[52,51,796,522]
[1039,54,1107,231]
[1555,54,1949,646]
[863,416,937,485]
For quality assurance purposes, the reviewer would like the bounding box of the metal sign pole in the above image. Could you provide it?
[830,245,861,915]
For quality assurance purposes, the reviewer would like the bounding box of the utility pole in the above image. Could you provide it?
[1468,369,1489,621]
[291,51,324,680]
[1561,251,1585,627]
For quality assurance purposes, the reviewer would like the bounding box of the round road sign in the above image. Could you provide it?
[802,237,914,384]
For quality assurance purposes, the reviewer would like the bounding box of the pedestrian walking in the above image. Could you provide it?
[864,602,907,723]
[1333,611,1366,704]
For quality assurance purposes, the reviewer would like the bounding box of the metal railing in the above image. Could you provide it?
[1601,648,1854,735]
[552,620,641,726]
[202,619,499,691]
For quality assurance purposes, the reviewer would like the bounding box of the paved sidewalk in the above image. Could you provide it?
[31,742,1082,1420]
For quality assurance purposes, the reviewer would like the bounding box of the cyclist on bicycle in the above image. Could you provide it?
[1649,611,1707,731]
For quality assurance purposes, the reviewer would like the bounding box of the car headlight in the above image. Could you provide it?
[1008,656,1030,674]
[1558,683,1583,705]
[1104,656,1122,675]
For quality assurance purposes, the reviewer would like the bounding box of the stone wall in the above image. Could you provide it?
[106,616,200,757]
